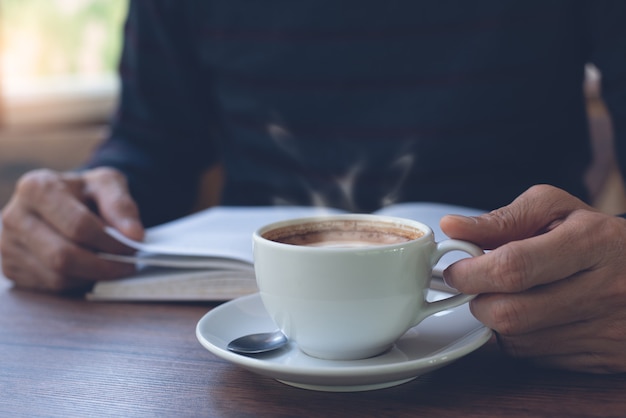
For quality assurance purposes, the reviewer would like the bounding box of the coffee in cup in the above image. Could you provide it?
[253,214,483,360]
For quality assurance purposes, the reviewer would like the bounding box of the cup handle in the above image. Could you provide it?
[412,239,484,326]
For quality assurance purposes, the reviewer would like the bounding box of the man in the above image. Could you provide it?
[2,1,626,373]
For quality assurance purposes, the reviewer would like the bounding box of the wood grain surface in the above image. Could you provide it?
[1,275,626,418]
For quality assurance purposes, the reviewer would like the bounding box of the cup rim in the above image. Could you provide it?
[253,213,433,251]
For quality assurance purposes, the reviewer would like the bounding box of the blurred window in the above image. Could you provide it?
[0,0,128,126]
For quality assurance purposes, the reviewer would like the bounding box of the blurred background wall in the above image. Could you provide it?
[0,0,127,208]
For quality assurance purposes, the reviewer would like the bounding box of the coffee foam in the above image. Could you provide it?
[262,219,424,247]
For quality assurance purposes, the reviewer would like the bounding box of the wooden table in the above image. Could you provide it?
[1,275,626,418]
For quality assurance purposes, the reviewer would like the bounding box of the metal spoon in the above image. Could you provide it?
[227,330,288,354]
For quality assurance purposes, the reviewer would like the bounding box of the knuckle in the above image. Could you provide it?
[525,184,555,199]
[15,169,59,197]
[47,246,76,275]
[86,167,133,205]
[111,194,138,214]
[568,209,602,233]
[492,244,531,291]
[64,213,94,241]
[568,210,626,269]
[525,184,571,204]
[496,335,526,359]
[482,208,517,232]
[0,203,19,231]
[516,184,585,222]
[487,298,527,336]
[89,167,127,186]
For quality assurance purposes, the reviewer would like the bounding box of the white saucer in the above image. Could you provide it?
[196,291,492,392]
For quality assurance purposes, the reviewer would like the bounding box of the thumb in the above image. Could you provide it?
[440,185,587,249]
[83,168,145,241]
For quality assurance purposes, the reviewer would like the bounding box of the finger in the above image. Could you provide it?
[12,212,137,282]
[440,184,589,249]
[443,209,609,294]
[14,169,132,254]
[469,268,617,335]
[2,238,90,292]
[81,168,144,241]
[496,320,604,358]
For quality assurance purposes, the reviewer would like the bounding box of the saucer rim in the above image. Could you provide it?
[196,292,492,384]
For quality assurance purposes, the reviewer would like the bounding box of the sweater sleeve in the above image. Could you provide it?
[85,0,220,227]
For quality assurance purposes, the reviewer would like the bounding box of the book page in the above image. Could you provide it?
[102,203,485,269]
[91,203,485,301]
[104,206,343,263]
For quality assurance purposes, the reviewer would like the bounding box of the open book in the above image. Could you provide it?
[87,202,484,302]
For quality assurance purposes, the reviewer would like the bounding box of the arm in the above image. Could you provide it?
[85,0,220,227]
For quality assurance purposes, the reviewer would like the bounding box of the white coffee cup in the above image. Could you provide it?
[252,214,483,360]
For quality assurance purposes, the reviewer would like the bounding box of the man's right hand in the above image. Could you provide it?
[0,167,144,293]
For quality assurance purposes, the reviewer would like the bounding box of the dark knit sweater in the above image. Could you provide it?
[87,0,626,226]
